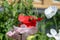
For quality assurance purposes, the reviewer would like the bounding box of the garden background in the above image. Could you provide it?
[0,0,60,40]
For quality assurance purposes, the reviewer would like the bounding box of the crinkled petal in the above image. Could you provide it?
[54,34,60,40]
[44,6,58,19]
[18,15,30,23]
[20,24,27,28]
[6,31,15,37]
[50,29,57,36]
[15,27,29,34]
[13,26,19,31]
[27,27,37,34]
[20,29,29,34]
[47,33,53,37]
[16,27,37,34]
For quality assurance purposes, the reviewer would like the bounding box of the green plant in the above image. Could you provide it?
[0,0,60,40]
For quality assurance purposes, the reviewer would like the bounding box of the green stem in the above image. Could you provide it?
[41,21,46,34]
[35,8,38,17]
[53,16,57,30]
[41,14,46,34]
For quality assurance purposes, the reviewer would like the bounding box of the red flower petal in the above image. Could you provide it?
[23,19,36,28]
[18,15,43,28]
[18,15,30,23]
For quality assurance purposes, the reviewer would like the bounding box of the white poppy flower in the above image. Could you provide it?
[45,6,58,19]
[47,29,60,40]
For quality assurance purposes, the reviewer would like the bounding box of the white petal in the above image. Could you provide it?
[6,31,15,37]
[44,6,58,19]
[50,29,57,36]
[20,29,29,34]
[20,24,27,28]
[13,25,19,28]
[13,26,19,31]
[54,34,60,40]
[51,6,58,13]
[47,33,53,37]
[58,29,60,35]
[15,27,29,34]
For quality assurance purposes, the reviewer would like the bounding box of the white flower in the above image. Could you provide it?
[47,29,60,40]
[13,25,29,34]
[13,24,37,34]
[6,25,37,40]
[44,6,58,19]
[6,31,16,37]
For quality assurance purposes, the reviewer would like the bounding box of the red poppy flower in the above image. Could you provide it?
[18,14,43,28]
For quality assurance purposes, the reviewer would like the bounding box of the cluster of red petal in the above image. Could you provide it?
[18,15,43,28]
